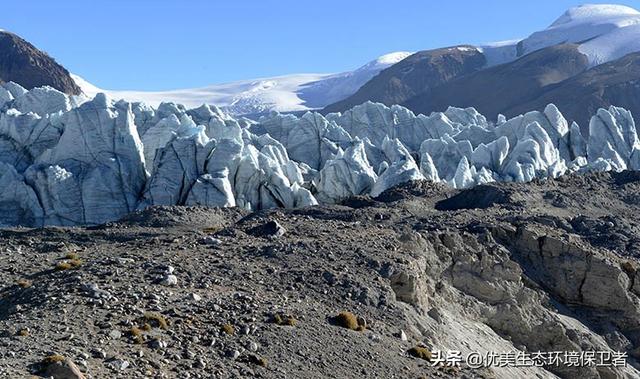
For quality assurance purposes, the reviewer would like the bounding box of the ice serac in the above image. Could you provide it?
[327,102,456,152]
[494,105,572,162]
[11,86,72,116]
[234,131,317,210]
[444,106,488,127]
[470,136,509,173]
[187,104,245,143]
[26,93,147,225]
[0,83,639,227]
[543,104,571,159]
[0,85,14,107]
[420,136,473,181]
[141,114,316,211]
[141,112,201,170]
[142,127,213,207]
[186,137,244,208]
[0,162,43,226]
[501,122,566,182]
[451,156,475,189]
[24,164,84,226]
[588,106,640,170]
[370,137,424,197]
[314,139,377,203]
[569,121,586,160]
[185,171,236,208]
[2,82,28,99]
[419,152,440,182]
[0,110,64,172]
[252,112,350,170]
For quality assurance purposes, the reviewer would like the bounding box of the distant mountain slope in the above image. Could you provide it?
[401,46,640,132]
[0,31,80,95]
[73,52,412,116]
[323,46,486,114]
[477,4,640,68]
[503,51,640,131]
[7,2,639,124]
[519,4,640,65]
[324,4,640,120]
[402,44,590,126]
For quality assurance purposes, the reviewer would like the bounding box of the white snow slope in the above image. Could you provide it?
[72,52,412,116]
[482,4,640,66]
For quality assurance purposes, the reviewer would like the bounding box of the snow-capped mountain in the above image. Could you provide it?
[74,4,640,120]
[521,4,640,66]
[326,4,640,129]
[478,4,640,67]
[72,52,412,116]
[8,3,640,122]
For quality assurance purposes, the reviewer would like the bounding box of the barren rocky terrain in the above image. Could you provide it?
[1,171,640,378]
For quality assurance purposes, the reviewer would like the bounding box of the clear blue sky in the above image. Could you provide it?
[4,0,639,90]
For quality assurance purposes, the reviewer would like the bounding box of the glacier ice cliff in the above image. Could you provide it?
[0,82,638,226]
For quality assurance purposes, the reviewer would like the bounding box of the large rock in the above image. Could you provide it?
[41,356,86,379]
[422,226,640,379]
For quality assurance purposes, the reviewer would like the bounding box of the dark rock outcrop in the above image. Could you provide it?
[0,32,81,95]
[504,51,640,132]
[323,46,486,113]
[402,44,589,125]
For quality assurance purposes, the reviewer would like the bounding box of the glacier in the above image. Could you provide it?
[0,82,638,227]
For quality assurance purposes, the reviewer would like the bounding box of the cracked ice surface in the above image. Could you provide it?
[0,83,638,226]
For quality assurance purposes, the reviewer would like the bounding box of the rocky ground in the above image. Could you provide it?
[1,171,640,378]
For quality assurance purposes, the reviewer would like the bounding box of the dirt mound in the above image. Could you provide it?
[435,184,515,210]
[114,205,245,229]
[374,180,451,203]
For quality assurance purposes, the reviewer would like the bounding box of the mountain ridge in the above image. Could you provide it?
[324,3,640,124]
[0,31,80,95]
[401,44,592,129]
[323,46,487,114]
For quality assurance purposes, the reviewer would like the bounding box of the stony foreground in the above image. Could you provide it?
[1,171,640,378]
